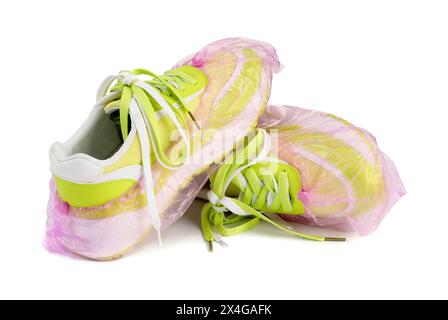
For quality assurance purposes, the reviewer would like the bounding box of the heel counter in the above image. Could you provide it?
[49,142,138,207]
[53,176,136,207]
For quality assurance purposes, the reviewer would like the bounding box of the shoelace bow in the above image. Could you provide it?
[201,129,345,251]
[95,68,198,244]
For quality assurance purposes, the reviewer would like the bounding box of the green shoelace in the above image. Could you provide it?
[95,68,200,244]
[99,68,199,167]
[201,129,345,251]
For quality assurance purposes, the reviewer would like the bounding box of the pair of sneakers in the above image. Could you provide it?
[46,38,405,260]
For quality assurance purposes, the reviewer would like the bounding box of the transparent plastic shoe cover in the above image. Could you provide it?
[258,104,405,235]
[45,38,281,260]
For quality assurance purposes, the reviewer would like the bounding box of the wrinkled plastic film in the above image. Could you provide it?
[45,38,280,259]
[258,104,405,235]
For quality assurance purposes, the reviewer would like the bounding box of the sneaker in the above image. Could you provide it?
[200,105,405,250]
[45,38,281,260]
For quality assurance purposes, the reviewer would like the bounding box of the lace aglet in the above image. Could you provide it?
[208,240,214,252]
[156,229,163,246]
[215,239,228,248]
[324,237,346,242]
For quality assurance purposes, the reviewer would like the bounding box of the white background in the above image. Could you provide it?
[0,0,447,300]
